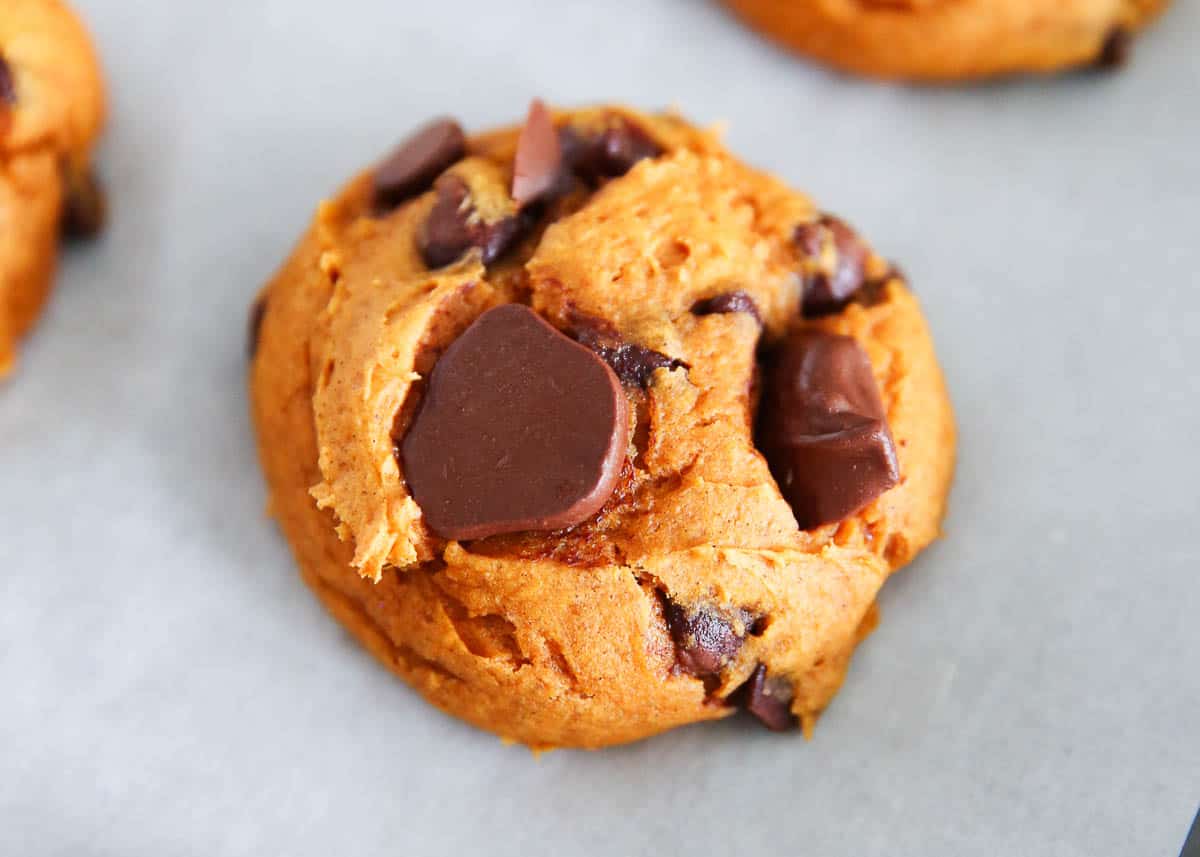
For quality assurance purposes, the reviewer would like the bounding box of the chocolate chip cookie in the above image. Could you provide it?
[722,0,1169,81]
[0,0,106,377]
[249,102,956,749]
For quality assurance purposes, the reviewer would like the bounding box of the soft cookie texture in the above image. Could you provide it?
[0,0,105,377]
[249,103,956,749]
[721,0,1169,81]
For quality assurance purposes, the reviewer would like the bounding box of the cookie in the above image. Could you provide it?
[721,0,1169,81]
[0,0,106,377]
[249,102,956,749]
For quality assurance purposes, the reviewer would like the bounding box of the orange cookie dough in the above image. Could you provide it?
[249,103,956,750]
[0,0,105,377]
[721,0,1169,81]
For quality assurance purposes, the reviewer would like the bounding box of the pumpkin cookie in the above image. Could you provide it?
[0,0,105,377]
[721,0,1168,81]
[249,102,956,749]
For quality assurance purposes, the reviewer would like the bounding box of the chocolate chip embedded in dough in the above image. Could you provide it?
[661,597,747,678]
[1096,27,1131,69]
[793,215,869,316]
[568,314,687,388]
[512,99,565,205]
[373,117,466,212]
[400,304,629,541]
[0,53,15,107]
[61,166,106,239]
[419,174,521,268]
[691,290,762,323]
[729,664,797,732]
[559,116,662,183]
[247,294,267,359]
[756,329,899,530]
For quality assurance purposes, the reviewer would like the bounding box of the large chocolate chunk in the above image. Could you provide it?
[661,597,746,678]
[569,314,686,389]
[419,175,521,268]
[401,304,629,541]
[794,215,869,316]
[373,117,466,212]
[730,664,797,732]
[512,99,564,205]
[1096,27,1131,68]
[756,329,899,530]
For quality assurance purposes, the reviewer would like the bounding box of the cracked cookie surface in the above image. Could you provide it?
[721,0,1169,81]
[0,0,105,377]
[249,104,956,749]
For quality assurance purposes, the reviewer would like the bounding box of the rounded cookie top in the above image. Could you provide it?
[251,103,956,747]
[0,0,105,157]
[721,0,1169,80]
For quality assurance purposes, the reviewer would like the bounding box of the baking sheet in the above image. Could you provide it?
[2,1,1198,854]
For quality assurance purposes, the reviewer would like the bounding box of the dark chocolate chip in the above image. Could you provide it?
[419,174,521,268]
[512,99,564,205]
[0,53,15,107]
[691,291,762,323]
[400,304,629,541]
[373,118,466,212]
[1096,27,1131,69]
[756,329,899,530]
[247,295,267,359]
[569,313,686,388]
[661,597,746,677]
[729,664,797,732]
[794,215,869,316]
[559,117,662,183]
[61,167,106,239]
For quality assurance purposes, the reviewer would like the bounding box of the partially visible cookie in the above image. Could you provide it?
[721,0,1169,81]
[250,102,957,749]
[0,0,106,377]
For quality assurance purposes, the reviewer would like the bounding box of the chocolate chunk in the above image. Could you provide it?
[569,314,686,388]
[0,53,15,107]
[400,304,629,541]
[247,295,267,359]
[793,215,869,316]
[661,597,746,677]
[61,167,106,239]
[691,291,762,323]
[756,330,899,530]
[559,117,662,183]
[512,99,564,205]
[730,664,797,731]
[419,175,521,268]
[373,118,466,212]
[1096,27,1131,68]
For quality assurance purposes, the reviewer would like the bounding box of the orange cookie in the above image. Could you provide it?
[249,103,956,749]
[0,0,106,377]
[722,0,1169,81]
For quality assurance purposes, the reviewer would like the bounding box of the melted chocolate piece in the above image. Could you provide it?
[373,117,465,212]
[247,295,267,359]
[756,330,899,530]
[400,305,629,541]
[1096,27,1131,68]
[511,99,564,205]
[661,597,746,678]
[793,215,869,316]
[559,117,662,183]
[730,664,797,732]
[691,291,762,323]
[419,175,521,268]
[61,167,106,239]
[569,314,686,388]
[0,53,15,107]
